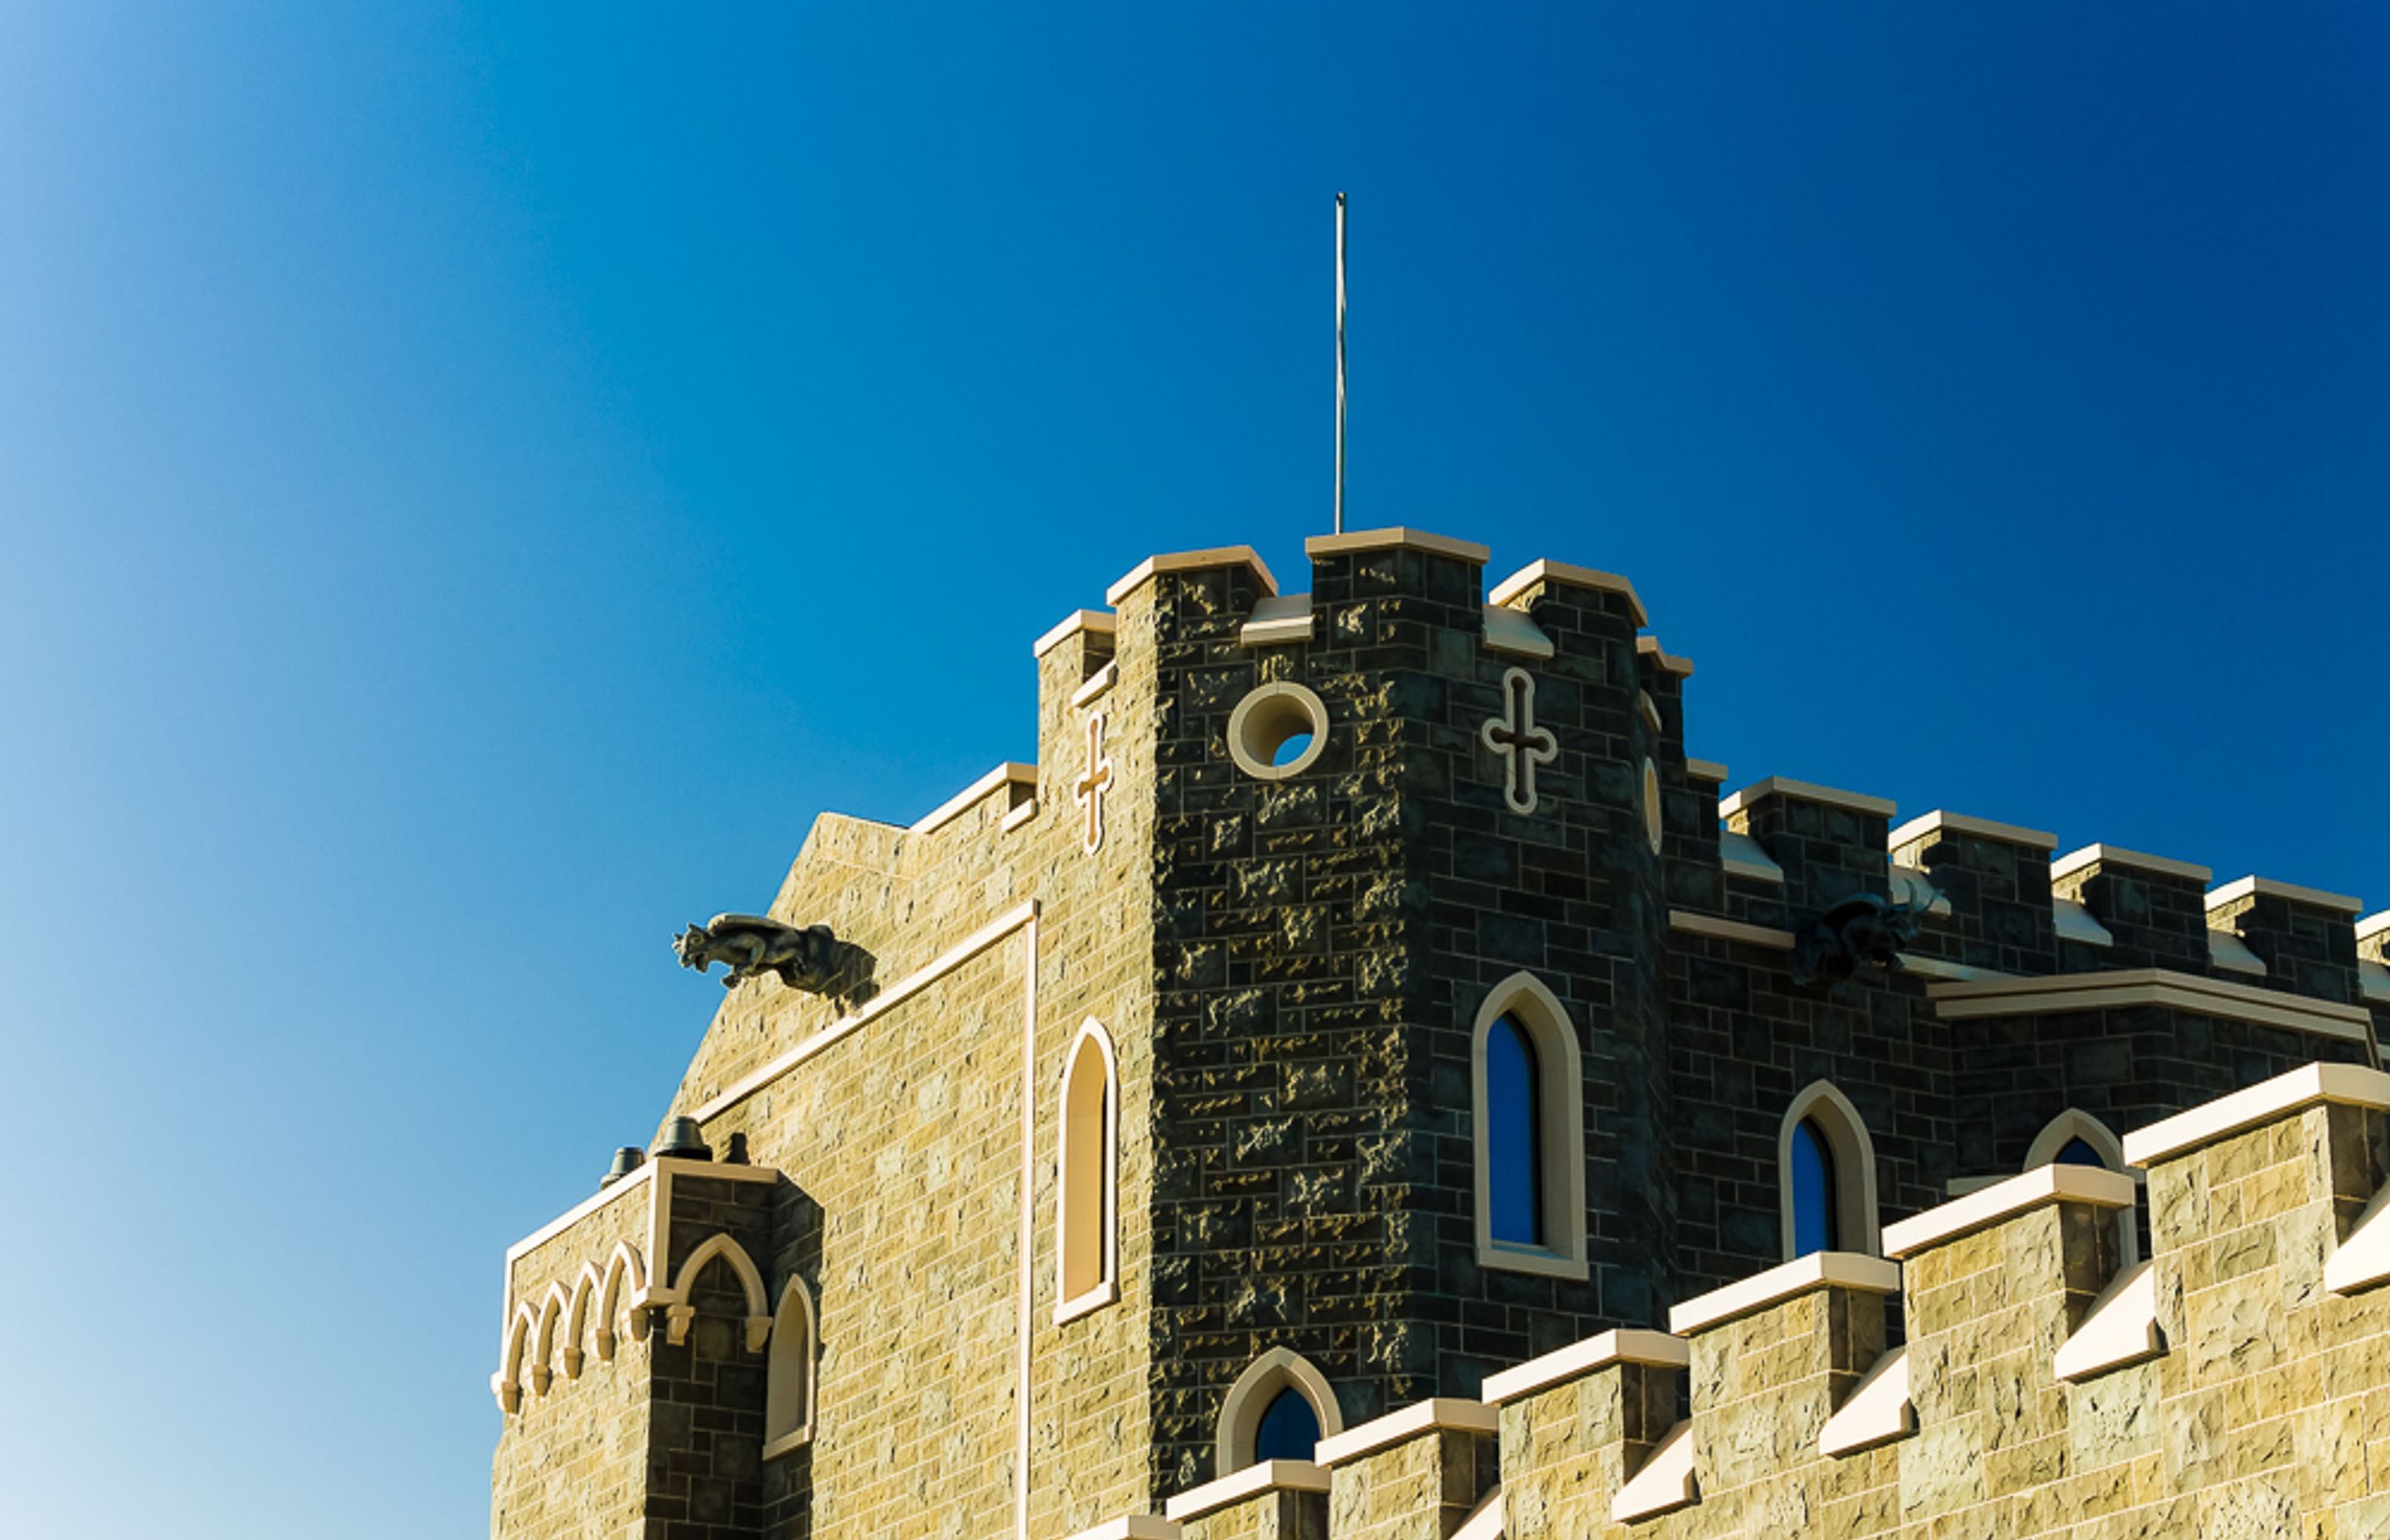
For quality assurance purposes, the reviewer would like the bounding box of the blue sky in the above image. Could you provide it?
[1,5,2383,1533]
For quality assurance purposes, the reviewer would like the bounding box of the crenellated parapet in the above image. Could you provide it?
[1059,1060,2390,1539]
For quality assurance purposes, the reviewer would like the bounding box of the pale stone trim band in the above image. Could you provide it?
[1889,809,2058,851]
[1880,1163,2136,1258]
[1303,525,1491,563]
[1479,1328,1690,1406]
[2121,1062,2390,1166]
[2050,843,2212,885]
[1032,608,1117,659]
[1668,909,1796,951]
[1719,775,1895,821]
[1611,1420,1696,1522]
[1486,558,1650,626]
[1817,1345,1913,1456]
[1667,1250,1900,1336]
[912,763,1037,836]
[2051,1261,2165,1382]
[1163,1461,1331,1523]
[1313,1397,1499,1468]
[2206,873,2364,914]
[1106,546,1280,606]
[1928,968,2374,1044]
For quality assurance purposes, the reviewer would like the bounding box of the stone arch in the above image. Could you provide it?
[1778,1081,1881,1259]
[597,1240,646,1359]
[664,1232,772,1352]
[530,1284,569,1395]
[2027,1108,2139,1265]
[492,1299,539,1413]
[1216,1348,1344,1477]
[562,1261,604,1377]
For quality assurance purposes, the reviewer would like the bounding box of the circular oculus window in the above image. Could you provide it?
[1227,682,1329,781]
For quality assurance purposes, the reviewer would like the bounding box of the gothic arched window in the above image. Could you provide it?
[1777,1083,1880,1260]
[1252,1386,1323,1463]
[1788,1118,1838,1256]
[1215,1348,1344,1475]
[1485,1015,1544,1246]
[1056,1019,1119,1322]
[1470,973,1588,1279]
[763,1278,817,1459]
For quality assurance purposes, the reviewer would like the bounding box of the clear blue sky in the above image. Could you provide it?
[2,5,2383,1533]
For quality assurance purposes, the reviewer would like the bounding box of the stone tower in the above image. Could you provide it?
[486,529,2388,1540]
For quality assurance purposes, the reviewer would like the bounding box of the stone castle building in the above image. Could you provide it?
[488,529,2390,1539]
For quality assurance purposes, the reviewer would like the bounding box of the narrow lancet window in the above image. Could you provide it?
[1789,1118,1839,1256]
[763,1279,816,1456]
[1485,1014,1544,1246]
[1056,1020,1119,1319]
[1252,1386,1322,1464]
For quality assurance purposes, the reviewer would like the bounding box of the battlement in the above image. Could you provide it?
[1066,1060,2390,1538]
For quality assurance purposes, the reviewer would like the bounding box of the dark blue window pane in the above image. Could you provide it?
[2055,1137,2105,1167]
[1252,1387,1320,1463]
[1790,1119,1837,1256]
[1486,1016,1543,1245]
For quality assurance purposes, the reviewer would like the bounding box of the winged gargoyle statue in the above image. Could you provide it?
[673,914,841,992]
[1788,881,1941,989]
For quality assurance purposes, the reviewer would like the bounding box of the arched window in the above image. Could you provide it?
[1215,1348,1343,1476]
[1485,1016,1544,1246]
[1471,972,1587,1279]
[1777,1083,1880,1260]
[1252,1386,1322,1463]
[2024,1109,2139,1265]
[1788,1118,1838,1256]
[1056,1019,1119,1323]
[763,1278,817,1459]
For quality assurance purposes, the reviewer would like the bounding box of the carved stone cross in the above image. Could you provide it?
[1481,668,1558,815]
[1073,710,1115,854]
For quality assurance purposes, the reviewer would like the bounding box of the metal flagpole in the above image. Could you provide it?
[1334,192,1347,535]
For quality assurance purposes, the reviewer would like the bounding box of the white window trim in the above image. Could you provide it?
[1055,1017,1121,1324]
[2025,1109,2140,1266]
[1215,1348,1344,1476]
[1471,972,1589,1281]
[1778,1082,1882,1260]
[763,1276,819,1459]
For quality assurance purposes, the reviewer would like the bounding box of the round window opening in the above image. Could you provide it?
[1228,683,1329,781]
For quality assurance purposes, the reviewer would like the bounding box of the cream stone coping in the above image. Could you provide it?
[1668,909,1795,951]
[1888,810,2059,852]
[1635,690,1663,733]
[1479,1328,1690,1406]
[1887,865,1953,918]
[1071,660,1118,708]
[2324,1181,2390,1294]
[2122,1062,2390,1167]
[1818,1345,1914,1457]
[1685,757,1729,782]
[2052,1262,2165,1382]
[1314,1398,1499,1469]
[1063,1518,1181,1540]
[1927,968,2374,1044]
[1239,593,1314,646]
[1163,1461,1330,1523]
[2053,899,2114,948]
[1033,608,1117,659]
[911,763,1037,836]
[1719,776,1895,821]
[1666,1251,1900,1337]
[1451,1488,1505,1540]
[2206,929,2268,977]
[1717,831,1783,885]
[690,900,1037,1122]
[1487,558,1650,626]
[999,798,1039,834]
[1304,526,1490,563]
[1480,605,1554,660]
[1895,955,2007,984]
[1106,545,1280,607]
[2049,843,2212,885]
[2206,874,2364,915]
[2360,910,2390,945]
[1611,1420,1696,1523]
[2361,960,2390,1008]
[1881,1164,2136,1259]
[1636,634,1695,675]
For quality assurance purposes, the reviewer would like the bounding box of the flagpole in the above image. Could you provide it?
[1334,192,1347,535]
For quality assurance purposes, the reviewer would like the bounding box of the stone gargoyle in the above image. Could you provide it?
[1788,885,1940,989]
[673,914,841,992]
